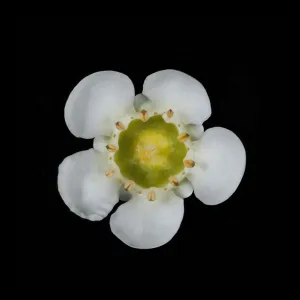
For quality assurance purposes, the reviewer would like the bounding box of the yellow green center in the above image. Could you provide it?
[114,115,187,188]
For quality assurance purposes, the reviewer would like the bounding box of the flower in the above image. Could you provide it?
[58,69,246,249]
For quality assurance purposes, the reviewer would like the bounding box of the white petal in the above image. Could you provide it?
[58,149,120,221]
[65,71,135,138]
[185,124,204,141]
[143,69,211,124]
[174,178,194,198]
[188,127,246,205]
[110,191,184,249]
[93,135,110,152]
[133,93,153,112]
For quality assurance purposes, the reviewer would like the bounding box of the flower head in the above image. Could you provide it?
[58,69,246,249]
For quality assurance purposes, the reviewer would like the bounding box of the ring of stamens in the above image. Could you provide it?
[105,109,195,200]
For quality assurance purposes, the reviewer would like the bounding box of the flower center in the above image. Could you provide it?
[114,115,187,188]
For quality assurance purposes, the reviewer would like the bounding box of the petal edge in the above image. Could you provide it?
[65,71,135,138]
[143,69,211,124]
[188,127,246,205]
[110,191,184,249]
[58,149,120,221]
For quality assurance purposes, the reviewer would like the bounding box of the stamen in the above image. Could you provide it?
[167,109,174,118]
[105,169,114,177]
[177,132,189,143]
[148,190,156,201]
[169,176,179,186]
[184,159,195,168]
[124,180,135,191]
[140,110,149,122]
[106,144,118,152]
[115,121,125,131]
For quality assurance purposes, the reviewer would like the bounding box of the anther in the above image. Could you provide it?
[106,144,118,152]
[148,190,156,201]
[177,133,189,143]
[140,110,149,122]
[167,109,174,118]
[105,169,114,177]
[115,121,125,131]
[124,180,135,191]
[184,159,195,168]
[169,176,179,186]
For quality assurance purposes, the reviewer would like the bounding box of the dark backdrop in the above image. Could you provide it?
[16,16,289,288]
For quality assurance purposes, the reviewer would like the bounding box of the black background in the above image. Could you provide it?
[16,16,288,288]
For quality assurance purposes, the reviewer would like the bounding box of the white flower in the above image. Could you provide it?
[58,69,246,249]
